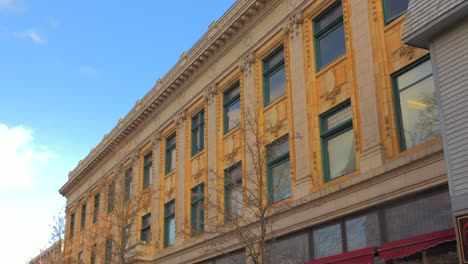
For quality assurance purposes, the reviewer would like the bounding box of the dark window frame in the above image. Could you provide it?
[382,0,409,25]
[262,45,286,107]
[165,133,177,175]
[140,213,151,243]
[313,0,345,70]
[93,193,100,224]
[69,213,75,238]
[266,134,291,204]
[224,162,243,222]
[80,203,86,231]
[191,184,205,236]
[191,110,205,156]
[105,237,112,264]
[107,181,115,213]
[223,82,241,134]
[143,152,153,189]
[164,200,175,248]
[124,168,132,203]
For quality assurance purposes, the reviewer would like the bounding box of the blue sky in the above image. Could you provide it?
[0,0,235,262]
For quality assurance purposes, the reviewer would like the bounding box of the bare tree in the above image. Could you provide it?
[205,104,300,264]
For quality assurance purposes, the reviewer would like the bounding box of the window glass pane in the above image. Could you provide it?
[167,135,176,147]
[265,49,284,71]
[384,191,453,242]
[267,67,286,103]
[268,138,289,160]
[318,23,345,68]
[313,223,343,259]
[226,165,242,184]
[215,251,246,264]
[226,100,241,131]
[325,105,352,130]
[316,5,342,32]
[346,213,380,252]
[384,0,409,22]
[398,76,440,149]
[227,184,243,220]
[225,84,240,102]
[169,148,176,171]
[269,233,310,264]
[396,60,432,90]
[327,129,356,179]
[169,217,175,246]
[271,160,291,202]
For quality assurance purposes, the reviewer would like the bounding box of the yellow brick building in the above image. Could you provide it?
[59,0,459,263]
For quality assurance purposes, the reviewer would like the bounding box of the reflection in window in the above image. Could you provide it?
[191,184,205,236]
[383,0,409,24]
[223,83,241,134]
[313,223,343,259]
[225,163,243,221]
[143,152,152,189]
[314,2,346,69]
[346,213,380,252]
[320,102,356,181]
[165,133,177,174]
[263,47,286,106]
[269,233,310,264]
[266,135,291,203]
[393,59,440,150]
[164,200,175,248]
[192,110,205,156]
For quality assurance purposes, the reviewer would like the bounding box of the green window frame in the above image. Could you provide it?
[90,244,96,264]
[263,46,286,107]
[80,203,86,231]
[392,56,439,151]
[124,168,132,203]
[105,237,112,264]
[320,100,356,182]
[140,213,151,242]
[93,193,99,224]
[223,82,241,134]
[191,110,205,156]
[224,162,243,222]
[313,1,345,70]
[69,213,75,238]
[382,0,409,25]
[143,152,152,189]
[107,181,115,213]
[124,224,130,249]
[78,251,83,263]
[165,133,177,175]
[164,200,175,248]
[266,135,291,203]
[191,184,205,236]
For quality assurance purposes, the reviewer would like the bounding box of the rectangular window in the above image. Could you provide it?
[143,152,152,189]
[124,168,132,202]
[225,163,243,222]
[320,101,356,182]
[105,237,112,264]
[313,223,343,259]
[345,212,380,252]
[141,213,151,242]
[78,251,83,263]
[93,193,99,224]
[69,213,75,238]
[266,135,291,203]
[191,110,205,156]
[383,0,409,24]
[80,203,86,231]
[223,82,241,134]
[164,200,175,248]
[191,184,205,236]
[90,244,96,264]
[124,224,130,249]
[165,133,177,174]
[107,181,115,213]
[314,1,345,70]
[270,233,310,264]
[392,58,440,151]
[263,46,286,106]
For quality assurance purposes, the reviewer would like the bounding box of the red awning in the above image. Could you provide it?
[306,246,376,264]
[379,228,456,261]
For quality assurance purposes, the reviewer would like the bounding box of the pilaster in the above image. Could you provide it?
[349,0,385,172]
[150,133,162,246]
[175,111,187,246]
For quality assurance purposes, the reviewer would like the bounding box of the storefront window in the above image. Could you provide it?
[269,233,310,264]
[313,223,343,259]
[345,212,380,252]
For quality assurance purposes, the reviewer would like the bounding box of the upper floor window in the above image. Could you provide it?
[107,181,115,213]
[165,133,177,174]
[314,1,345,70]
[69,213,75,238]
[105,237,112,264]
[223,82,241,134]
[90,244,96,264]
[392,58,440,151]
[124,224,130,249]
[383,0,409,24]
[143,152,152,189]
[191,110,205,156]
[164,200,176,248]
[225,163,243,222]
[320,101,356,181]
[263,46,286,106]
[124,168,132,202]
[93,193,99,224]
[191,184,205,236]
[80,203,86,231]
[141,213,151,243]
[266,135,291,203]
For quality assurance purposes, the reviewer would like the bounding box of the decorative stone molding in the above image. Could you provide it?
[320,70,343,104]
[371,0,378,22]
[151,132,162,148]
[240,51,255,77]
[176,110,187,128]
[285,12,303,39]
[204,85,218,104]
[131,150,140,163]
[394,45,416,60]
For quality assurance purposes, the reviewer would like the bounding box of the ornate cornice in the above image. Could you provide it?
[59,0,275,197]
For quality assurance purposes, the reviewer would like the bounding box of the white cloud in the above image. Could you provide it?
[79,66,98,76]
[0,124,55,192]
[16,29,45,44]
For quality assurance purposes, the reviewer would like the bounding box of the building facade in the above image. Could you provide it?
[60,0,462,263]
[29,240,64,264]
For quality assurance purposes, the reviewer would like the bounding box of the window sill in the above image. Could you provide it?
[223,125,240,139]
[315,55,347,77]
[165,170,176,179]
[191,150,205,161]
[383,14,406,32]
[264,94,287,112]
